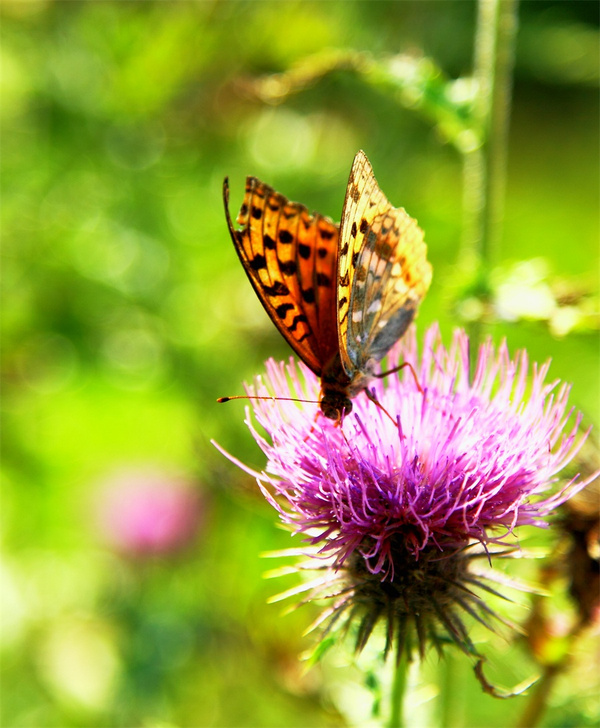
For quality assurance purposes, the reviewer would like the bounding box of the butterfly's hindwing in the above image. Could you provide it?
[337,154,388,343]
[336,152,432,373]
[348,206,431,368]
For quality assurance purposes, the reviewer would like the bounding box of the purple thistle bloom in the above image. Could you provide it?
[218,324,591,664]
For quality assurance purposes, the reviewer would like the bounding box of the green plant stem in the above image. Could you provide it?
[464,0,519,264]
[517,618,587,728]
[388,648,410,728]
[515,664,561,728]
[437,652,467,728]
[462,0,519,348]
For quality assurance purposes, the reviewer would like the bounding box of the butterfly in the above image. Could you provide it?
[223,150,432,420]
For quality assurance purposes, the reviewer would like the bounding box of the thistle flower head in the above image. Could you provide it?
[219,325,590,664]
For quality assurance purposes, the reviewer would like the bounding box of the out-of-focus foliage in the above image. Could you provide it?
[1,2,598,727]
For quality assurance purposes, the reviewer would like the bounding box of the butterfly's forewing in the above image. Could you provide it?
[337,151,432,373]
[223,177,340,375]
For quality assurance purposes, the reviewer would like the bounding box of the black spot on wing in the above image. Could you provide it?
[351,222,357,238]
[250,254,267,271]
[360,218,368,234]
[316,273,331,287]
[377,241,393,259]
[275,303,294,319]
[319,228,335,240]
[280,259,297,275]
[264,281,289,297]
[251,207,262,220]
[301,287,315,303]
[263,233,276,250]
[279,230,293,244]
[298,244,311,259]
[289,314,309,332]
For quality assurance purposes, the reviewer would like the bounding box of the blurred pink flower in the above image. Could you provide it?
[94,468,202,557]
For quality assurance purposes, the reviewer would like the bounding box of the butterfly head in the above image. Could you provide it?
[320,390,353,421]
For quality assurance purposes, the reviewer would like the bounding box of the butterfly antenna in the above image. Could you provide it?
[374,361,424,395]
[218,395,320,405]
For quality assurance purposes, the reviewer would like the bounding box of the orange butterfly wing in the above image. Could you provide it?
[223,177,340,376]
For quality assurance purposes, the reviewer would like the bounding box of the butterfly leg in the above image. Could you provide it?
[364,388,397,426]
[374,361,424,395]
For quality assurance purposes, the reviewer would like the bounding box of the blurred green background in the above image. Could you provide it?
[2,1,598,726]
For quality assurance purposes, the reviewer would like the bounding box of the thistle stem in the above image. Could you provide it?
[463,0,519,263]
[438,652,467,727]
[462,0,519,347]
[388,647,410,728]
[515,664,561,728]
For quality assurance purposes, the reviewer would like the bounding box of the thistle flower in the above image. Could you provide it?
[218,324,590,673]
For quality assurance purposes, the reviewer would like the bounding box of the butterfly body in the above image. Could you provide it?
[223,151,432,420]
[319,353,378,420]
